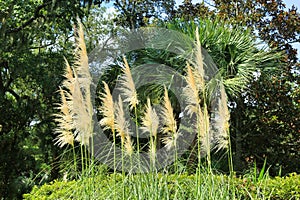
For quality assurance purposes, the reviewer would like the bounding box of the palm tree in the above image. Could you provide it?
[163,18,281,170]
[95,18,282,170]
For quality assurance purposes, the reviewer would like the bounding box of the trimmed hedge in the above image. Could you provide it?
[232,173,300,200]
[24,173,300,200]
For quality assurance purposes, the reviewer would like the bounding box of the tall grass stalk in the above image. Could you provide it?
[141,98,159,169]
[194,27,212,172]
[54,20,93,176]
[53,20,99,198]
[119,57,140,171]
[161,86,180,173]
[213,82,233,175]
[98,81,117,198]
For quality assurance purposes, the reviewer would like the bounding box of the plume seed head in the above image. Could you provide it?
[161,86,177,134]
[114,96,134,155]
[99,81,115,131]
[161,86,180,150]
[194,27,205,91]
[214,83,230,151]
[119,56,139,110]
[183,63,201,116]
[141,98,159,137]
[124,134,134,156]
[114,95,127,143]
[54,20,93,147]
[54,88,74,147]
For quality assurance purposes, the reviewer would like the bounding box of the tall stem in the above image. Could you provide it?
[228,130,234,176]
[134,106,141,172]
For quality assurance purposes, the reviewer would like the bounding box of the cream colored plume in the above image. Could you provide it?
[214,82,230,151]
[161,87,179,150]
[114,95,133,156]
[54,88,74,147]
[72,21,93,146]
[192,27,205,91]
[183,62,201,117]
[118,57,139,110]
[201,104,210,152]
[99,81,115,131]
[183,42,210,153]
[141,98,160,162]
[54,21,93,147]
[141,98,159,138]
[161,86,177,134]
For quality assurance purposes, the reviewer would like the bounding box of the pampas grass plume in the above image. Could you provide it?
[114,95,134,155]
[54,88,74,147]
[54,20,93,147]
[141,98,160,162]
[183,62,201,116]
[161,86,178,150]
[99,81,115,131]
[193,27,205,91]
[214,82,230,151]
[119,56,139,110]
[141,98,159,137]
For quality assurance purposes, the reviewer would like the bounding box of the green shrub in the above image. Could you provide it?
[23,180,77,200]
[263,173,300,200]
[24,173,300,200]
[231,173,300,200]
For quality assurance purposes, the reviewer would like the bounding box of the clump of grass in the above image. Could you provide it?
[54,20,93,147]
[51,20,241,200]
[54,21,94,181]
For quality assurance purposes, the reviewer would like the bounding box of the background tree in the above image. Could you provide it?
[173,0,300,174]
[0,0,104,198]
[212,0,300,174]
[111,0,175,28]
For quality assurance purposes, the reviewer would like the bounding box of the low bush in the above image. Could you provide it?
[23,172,300,199]
[231,173,300,199]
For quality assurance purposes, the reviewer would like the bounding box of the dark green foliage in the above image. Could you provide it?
[112,0,175,28]
[170,0,300,174]
[0,0,102,199]
[232,71,300,176]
